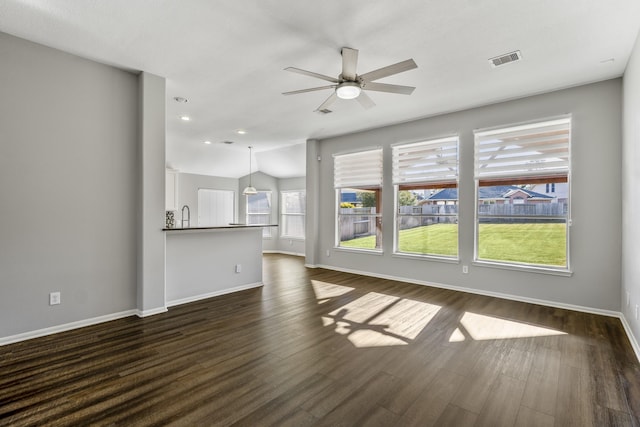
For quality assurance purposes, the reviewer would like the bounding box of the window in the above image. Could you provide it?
[281,190,306,239]
[334,148,383,251]
[246,191,272,238]
[392,136,459,258]
[198,189,234,226]
[474,117,571,269]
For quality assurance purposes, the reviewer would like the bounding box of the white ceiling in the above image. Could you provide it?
[1,0,639,179]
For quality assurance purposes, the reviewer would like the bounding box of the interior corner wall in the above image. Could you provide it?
[315,79,622,312]
[622,31,640,348]
[0,33,139,338]
[137,72,166,315]
[305,139,320,266]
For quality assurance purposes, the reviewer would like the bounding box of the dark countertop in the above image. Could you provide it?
[163,224,278,232]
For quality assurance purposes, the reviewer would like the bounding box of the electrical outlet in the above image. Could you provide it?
[636,305,639,320]
[627,292,631,307]
[49,292,61,306]
[326,249,330,257]
[462,265,469,274]
[235,264,242,273]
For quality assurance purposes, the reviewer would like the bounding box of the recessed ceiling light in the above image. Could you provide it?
[173,96,188,103]
[203,140,212,145]
[180,115,190,121]
[236,129,247,135]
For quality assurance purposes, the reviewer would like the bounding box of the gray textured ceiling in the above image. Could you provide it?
[1,0,639,178]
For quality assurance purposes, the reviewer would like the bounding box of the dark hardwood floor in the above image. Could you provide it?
[1,253,639,426]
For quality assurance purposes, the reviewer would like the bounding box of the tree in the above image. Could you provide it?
[357,191,376,208]
[398,190,417,206]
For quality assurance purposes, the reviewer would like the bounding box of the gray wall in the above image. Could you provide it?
[176,172,306,255]
[309,79,623,312]
[623,32,640,347]
[177,172,240,225]
[0,33,139,337]
[137,72,167,315]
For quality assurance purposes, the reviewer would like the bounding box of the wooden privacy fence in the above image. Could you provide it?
[340,203,569,240]
[339,208,378,241]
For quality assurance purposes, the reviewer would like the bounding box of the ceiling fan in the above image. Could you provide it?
[282,47,418,112]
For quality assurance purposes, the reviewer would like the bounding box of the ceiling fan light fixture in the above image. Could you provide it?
[336,82,361,99]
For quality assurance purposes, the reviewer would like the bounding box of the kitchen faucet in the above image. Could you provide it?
[181,205,190,228]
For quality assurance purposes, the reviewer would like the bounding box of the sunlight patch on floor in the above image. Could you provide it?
[321,292,441,348]
[311,280,354,303]
[449,311,567,342]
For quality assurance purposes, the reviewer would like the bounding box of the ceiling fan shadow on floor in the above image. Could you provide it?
[282,47,418,112]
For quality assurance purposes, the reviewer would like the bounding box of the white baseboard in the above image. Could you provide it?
[0,309,138,347]
[263,250,305,257]
[136,307,168,318]
[619,314,640,363]
[166,282,263,308]
[315,263,621,318]
[304,263,319,268]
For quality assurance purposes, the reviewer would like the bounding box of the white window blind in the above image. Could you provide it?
[334,148,383,189]
[392,136,458,186]
[474,117,571,182]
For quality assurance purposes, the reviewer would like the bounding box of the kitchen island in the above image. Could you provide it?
[163,225,276,307]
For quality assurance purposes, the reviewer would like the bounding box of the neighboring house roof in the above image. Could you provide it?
[427,185,554,201]
[341,192,358,203]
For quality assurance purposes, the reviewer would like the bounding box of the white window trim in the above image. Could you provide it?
[334,148,384,253]
[392,136,460,260]
[246,190,273,238]
[473,116,572,274]
[280,189,306,240]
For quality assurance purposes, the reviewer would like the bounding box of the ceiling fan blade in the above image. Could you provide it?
[359,58,418,82]
[341,47,359,81]
[362,81,415,95]
[284,67,339,83]
[315,92,338,112]
[282,85,336,95]
[356,91,376,109]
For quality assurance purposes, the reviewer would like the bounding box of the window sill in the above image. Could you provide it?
[392,252,459,264]
[334,247,384,256]
[472,260,572,277]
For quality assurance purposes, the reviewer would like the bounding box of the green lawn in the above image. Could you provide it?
[340,223,566,266]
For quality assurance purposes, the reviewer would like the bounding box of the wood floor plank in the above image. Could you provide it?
[433,404,479,427]
[514,406,555,427]
[397,368,466,426]
[521,346,561,416]
[475,374,526,427]
[0,254,638,427]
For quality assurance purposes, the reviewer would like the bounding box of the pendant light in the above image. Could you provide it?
[242,146,258,196]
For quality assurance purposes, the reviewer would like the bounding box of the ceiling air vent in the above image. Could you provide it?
[316,109,333,114]
[489,50,522,68]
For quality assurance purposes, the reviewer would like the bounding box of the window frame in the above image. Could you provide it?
[246,190,273,238]
[280,189,306,240]
[472,116,572,274]
[391,136,460,260]
[334,148,384,253]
